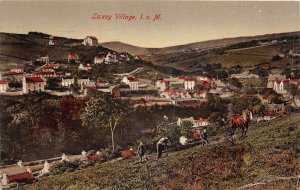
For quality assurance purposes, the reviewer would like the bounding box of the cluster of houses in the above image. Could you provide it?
[49,36,99,47]
[155,76,213,99]
[0,58,236,108]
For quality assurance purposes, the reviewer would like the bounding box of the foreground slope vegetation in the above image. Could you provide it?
[18,113,300,190]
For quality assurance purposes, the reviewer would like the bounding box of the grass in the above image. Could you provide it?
[16,113,300,190]
[206,53,270,68]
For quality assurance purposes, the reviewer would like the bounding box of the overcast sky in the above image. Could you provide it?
[0,1,299,47]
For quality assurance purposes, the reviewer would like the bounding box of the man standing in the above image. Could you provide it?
[137,141,148,163]
[202,129,208,145]
[156,137,168,160]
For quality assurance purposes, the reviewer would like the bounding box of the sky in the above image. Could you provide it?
[0,1,299,48]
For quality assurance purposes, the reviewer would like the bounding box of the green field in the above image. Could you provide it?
[18,113,300,190]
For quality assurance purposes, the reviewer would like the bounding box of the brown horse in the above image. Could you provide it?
[230,110,252,139]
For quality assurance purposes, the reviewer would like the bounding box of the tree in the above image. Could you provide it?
[232,96,250,114]
[71,77,81,95]
[82,92,129,150]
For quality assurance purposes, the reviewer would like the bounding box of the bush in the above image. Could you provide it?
[51,159,82,175]
[98,146,122,161]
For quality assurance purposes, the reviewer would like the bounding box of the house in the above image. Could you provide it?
[61,78,90,87]
[177,117,210,128]
[0,80,8,93]
[83,36,98,46]
[119,54,130,62]
[49,39,59,46]
[134,55,141,60]
[273,78,300,94]
[155,79,170,91]
[105,52,117,63]
[78,64,92,71]
[36,56,50,65]
[61,78,74,87]
[267,74,286,88]
[68,54,79,63]
[184,77,196,90]
[272,80,286,94]
[96,79,109,87]
[180,91,192,99]
[192,90,207,99]
[122,76,139,90]
[2,71,25,81]
[32,71,55,78]
[78,78,90,86]
[194,118,210,127]
[94,55,105,64]
[10,67,24,73]
[161,88,179,99]
[40,66,55,72]
[47,63,59,70]
[22,76,46,94]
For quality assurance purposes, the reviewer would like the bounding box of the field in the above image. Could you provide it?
[18,113,300,190]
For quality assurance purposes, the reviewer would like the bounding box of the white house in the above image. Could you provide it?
[61,78,90,87]
[0,80,8,93]
[273,81,286,94]
[155,80,170,91]
[37,56,50,65]
[10,67,24,73]
[94,55,105,64]
[177,117,210,128]
[184,78,196,90]
[83,36,98,46]
[78,78,90,86]
[122,76,139,90]
[22,76,46,94]
[49,39,59,46]
[79,64,92,71]
[61,78,74,87]
[96,79,109,87]
[105,52,117,63]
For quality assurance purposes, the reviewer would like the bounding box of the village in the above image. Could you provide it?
[0,33,300,189]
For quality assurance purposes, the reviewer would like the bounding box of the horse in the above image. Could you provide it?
[230,109,252,139]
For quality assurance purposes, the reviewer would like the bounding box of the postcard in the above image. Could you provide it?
[0,1,299,189]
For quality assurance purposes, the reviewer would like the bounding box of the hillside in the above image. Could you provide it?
[18,113,300,190]
[102,31,299,56]
[1,31,299,71]
[0,32,112,66]
[101,41,152,55]
[102,31,300,71]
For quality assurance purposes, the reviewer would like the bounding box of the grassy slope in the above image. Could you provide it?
[102,31,299,56]
[18,113,300,190]
[143,39,299,69]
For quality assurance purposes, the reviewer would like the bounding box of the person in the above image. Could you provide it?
[137,142,148,163]
[201,129,208,145]
[156,137,168,160]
